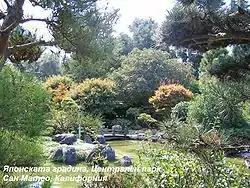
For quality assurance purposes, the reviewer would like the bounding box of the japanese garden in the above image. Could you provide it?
[0,0,250,187]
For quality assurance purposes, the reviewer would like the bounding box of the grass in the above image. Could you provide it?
[5,140,248,188]
[4,140,152,188]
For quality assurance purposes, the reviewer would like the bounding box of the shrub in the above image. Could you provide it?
[0,66,48,180]
[171,101,189,121]
[78,114,102,138]
[0,66,50,137]
[48,108,78,134]
[110,118,131,130]
[187,78,250,143]
[149,84,193,117]
[81,172,143,188]
[110,48,194,106]
[70,78,117,115]
[242,101,250,121]
[45,75,73,91]
[188,78,249,129]
[0,130,44,168]
[126,107,141,122]
[45,75,74,102]
[137,113,158,128]
[137,147,250,188]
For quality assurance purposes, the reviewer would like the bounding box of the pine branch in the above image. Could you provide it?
[8,40,56,52]
[3,0,11,8]
[20,18,53,24]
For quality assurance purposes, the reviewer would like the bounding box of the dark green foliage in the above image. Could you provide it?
[126,107,141,124]
[9,26,43,64]
[188,78,250,141]
[110,48,194,106]
[110,118,131,129]
[0,130,44,169]
[200,48,250,80]
[115,33,134,56]
[171,101,189,121]
[0,66,50,137]
[129,18,158,49]
[0,66,49,181]
[137,147,250,188]
[161,0,250,51]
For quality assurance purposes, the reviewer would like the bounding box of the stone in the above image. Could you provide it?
[84,135,93,144]
[120,155,132,167]
[96,135,105,144]
[53,134,65,142]
[50,148,63,162]
[63,146,77,165]
[53,133,77,145]
[60,134,77,145]
[92,141,99,144]
[103,144,116,162]
[150,136,158,142]
[86,144,116,163]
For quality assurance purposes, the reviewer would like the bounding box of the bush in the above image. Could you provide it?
[137,147,250,188]
[78,114,102,138]
[70,78,117,115]
[171,101,189,121]
[0,66,48,180]
[188,78,249,129]
[0,130,44,168]
[45,75,74,103]
[149,84,193,117]
[126,107,141,122]
[0,66,50,137]
[110,48,194,106]
[137,113,158,128]
[48,108,78,134]
[187,78,250,143]
[81,172,143,188]
[45,75,73,91]
[110,118,131,130]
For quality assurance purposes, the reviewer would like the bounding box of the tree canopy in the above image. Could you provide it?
[0,0,118,68]
[161,0,250,51]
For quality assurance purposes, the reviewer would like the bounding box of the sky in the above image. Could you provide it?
[100,0,175,35]
[0,0,175,40]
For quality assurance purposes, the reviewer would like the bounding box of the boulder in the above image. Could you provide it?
[50,148,63,162]
[84,135,93,144]
[53,134,65,142]
[96,135,105,144]
[103,144,116,162]
[63,147,77,165]
[53,133,77,145]
[93,141,99,144]
[60,135,77,145]
[120,155,132,167]
[150,136,158,142]
[86,144,116,163]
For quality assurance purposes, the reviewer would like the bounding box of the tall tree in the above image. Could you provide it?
[161,0,250,79]
[129,18,158,49]
[0,0,118,68]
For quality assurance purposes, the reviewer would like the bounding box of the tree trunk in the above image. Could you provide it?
[0,34,10,58]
